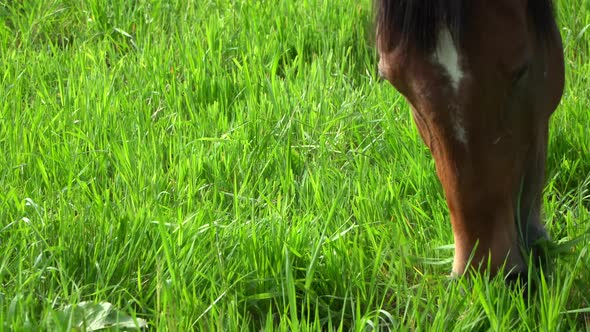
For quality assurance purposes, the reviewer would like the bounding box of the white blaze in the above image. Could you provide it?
[434,26,467,145]
[453,112,467,145]
[434,27,463,92]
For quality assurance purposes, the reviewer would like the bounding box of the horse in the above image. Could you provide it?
[375,0,565,278]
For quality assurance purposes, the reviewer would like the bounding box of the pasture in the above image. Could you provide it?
[0,0,589,330]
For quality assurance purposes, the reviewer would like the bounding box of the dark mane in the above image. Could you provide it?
[376,0,464,53]
[376,0,556,53]
[528,0,557,43]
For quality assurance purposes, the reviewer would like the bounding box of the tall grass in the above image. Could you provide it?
[0,0,588,330]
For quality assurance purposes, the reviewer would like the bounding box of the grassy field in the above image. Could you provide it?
[1,0,589,330]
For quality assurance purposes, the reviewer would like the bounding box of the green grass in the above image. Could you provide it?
[0,0,589,330]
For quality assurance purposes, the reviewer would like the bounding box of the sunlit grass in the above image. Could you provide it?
[0,0,588,330]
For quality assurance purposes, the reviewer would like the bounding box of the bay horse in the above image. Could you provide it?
[376,1,564,277]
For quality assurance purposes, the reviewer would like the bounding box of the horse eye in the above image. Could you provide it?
[512,64,530,84]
